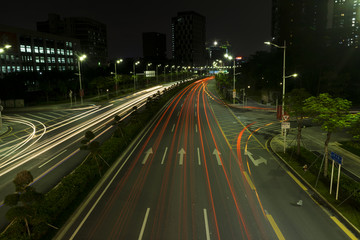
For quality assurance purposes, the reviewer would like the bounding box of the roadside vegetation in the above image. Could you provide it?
[0,78,198,240]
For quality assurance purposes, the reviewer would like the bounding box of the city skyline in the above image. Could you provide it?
[0,0,272,59]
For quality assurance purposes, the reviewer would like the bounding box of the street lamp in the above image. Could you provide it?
[77,54,87,105]
[133,60,140,90]
[170,65,175,81]
[224,54,236,104]
[114,59,123,96]
[264,41,297,116]
[156,64,161,83]
[164,65,168,81]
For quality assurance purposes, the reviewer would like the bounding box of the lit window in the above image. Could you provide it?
[20,45,26,52]
[51,48,55,54]
[39,47,44,54]
[34,46,39,53]
[47,48,51,54]
[26,46,32,53]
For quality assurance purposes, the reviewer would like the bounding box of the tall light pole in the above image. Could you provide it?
[133,60,140,90]
[264,41,298,116]
[164,65,168,82]
[170,65,175,81]
[77,54,87,105]
[156,64,161,83]
[0,44,11,130]
[224,54,236,104]
[114,59,123,96]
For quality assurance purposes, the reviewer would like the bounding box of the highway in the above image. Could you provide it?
[55,77,353,239]
[0,82,183,228]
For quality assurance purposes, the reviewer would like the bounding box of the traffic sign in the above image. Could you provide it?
[330,152,342,164]
[281,122,290,129]
[282,114,290,121]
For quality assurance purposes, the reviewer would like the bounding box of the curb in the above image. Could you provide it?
[268,135,360,239]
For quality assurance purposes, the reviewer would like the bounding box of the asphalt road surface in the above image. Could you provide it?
[56,77,354,240]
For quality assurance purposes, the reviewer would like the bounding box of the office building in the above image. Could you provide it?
[37,14,108,66]
[271,0,328,47]
[171,11,206,66]
[0,24,79,75]
[328,0,360,47]
[142,32,167,62]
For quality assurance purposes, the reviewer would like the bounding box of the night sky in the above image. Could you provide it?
[0,0,272,59]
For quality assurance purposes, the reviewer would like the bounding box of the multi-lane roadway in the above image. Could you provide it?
[55,77,355,239]
[0,83,182,228]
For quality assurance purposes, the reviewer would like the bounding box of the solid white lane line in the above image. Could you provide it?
[171,124,175,132]
[38,150,67,168]
[197,147,201,165]
[138,208,150,240]
[203,208,211,240]
[161,147,168,165]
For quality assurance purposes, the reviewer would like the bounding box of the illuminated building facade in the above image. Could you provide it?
[0,24,79,75]
[328,0,360,47]
[37,14,108,66]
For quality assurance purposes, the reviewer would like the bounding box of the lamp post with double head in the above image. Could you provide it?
[264,41,297,116]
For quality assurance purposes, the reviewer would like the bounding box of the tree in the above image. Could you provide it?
[2,170,47,238]
[285,88,311,156]
[349,113,360,142]
[304,93,352,177]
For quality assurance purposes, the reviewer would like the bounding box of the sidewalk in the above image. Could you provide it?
[270,124,360,181]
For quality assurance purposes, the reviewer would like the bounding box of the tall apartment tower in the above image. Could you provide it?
[142,32,167,62]
[327,0,360,47]
[171,11,206,66]
[271,0,328,47]
[37,14,108,66]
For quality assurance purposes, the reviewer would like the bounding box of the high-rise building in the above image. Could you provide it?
[0,24,79,75]
[37,14,108,66]
[327,0,360,48]
[271,0,328,47]
[171,11,206,66]
[142,32,167,62]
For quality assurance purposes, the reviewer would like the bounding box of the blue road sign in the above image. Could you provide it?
[330,152,343,165]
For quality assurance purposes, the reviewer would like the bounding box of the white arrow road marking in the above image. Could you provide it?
[178,148,186,165]
[142,148,153,164]
[245,150,267,166]
[212,149,222,165]
[161,147,168,165]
